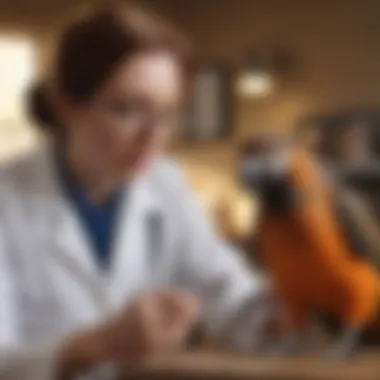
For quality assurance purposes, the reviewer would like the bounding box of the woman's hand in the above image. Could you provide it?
[101,291,200,360]
[58,291,200,379]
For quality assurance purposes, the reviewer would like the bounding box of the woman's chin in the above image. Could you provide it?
[125,156,152,179]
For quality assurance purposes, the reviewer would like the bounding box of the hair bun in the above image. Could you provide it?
[26,82,58,131]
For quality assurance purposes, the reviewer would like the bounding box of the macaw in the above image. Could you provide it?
[240,135,380,356]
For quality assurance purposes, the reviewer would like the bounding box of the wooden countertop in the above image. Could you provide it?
[121,350,380,380]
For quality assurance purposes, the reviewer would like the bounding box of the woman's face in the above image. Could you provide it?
[62,51,183,179]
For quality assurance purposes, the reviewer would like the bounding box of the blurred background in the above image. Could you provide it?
[1,0,380,250]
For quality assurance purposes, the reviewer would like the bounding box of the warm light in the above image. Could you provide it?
[236,71,275,98]
[0,36,35,120]
[0,35,38,160]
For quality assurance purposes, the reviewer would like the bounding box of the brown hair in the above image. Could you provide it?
[27,2,193,131]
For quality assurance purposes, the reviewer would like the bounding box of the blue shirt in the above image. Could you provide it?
[56,151,124,268]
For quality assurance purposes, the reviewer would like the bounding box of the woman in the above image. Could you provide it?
[0,3,273,380]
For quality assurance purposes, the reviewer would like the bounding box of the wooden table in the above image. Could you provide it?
[122,350,380,380]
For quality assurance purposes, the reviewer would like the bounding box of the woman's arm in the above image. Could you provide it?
[0,221,111,380]
[170,173,277,351]
[0,238,198,380]
[0,329,109,380]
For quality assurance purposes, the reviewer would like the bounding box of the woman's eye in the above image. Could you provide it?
[101,99,140,119]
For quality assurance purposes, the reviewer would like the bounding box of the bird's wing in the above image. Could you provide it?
[333,185,380,268]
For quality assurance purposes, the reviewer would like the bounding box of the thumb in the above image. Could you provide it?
[178,292,201,323]
[163,292,201,325]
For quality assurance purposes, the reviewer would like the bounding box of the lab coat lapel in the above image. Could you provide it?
[53,203,100,280]
[109,173,162,302]
[36,145,103,285]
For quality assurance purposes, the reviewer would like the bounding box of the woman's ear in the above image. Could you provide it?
[49,84,81,128]
[48,84,65,124]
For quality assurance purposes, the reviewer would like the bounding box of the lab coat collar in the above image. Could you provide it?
[32,141,163,294]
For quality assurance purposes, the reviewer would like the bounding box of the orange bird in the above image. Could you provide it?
[240,135,380,356]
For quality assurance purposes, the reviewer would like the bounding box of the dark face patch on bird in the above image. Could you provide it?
[239,136,300,214]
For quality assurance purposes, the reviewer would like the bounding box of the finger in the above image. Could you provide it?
[160,292,201,323]
[179,293,201,323]
[162,315,195,352]
[135,292,200,355]
[121,296,162,358]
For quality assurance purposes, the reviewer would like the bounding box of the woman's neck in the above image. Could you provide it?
[64,143,123,205]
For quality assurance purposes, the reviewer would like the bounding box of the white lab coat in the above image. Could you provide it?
[0,142,271,380]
